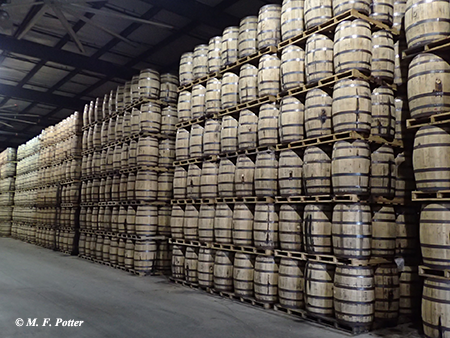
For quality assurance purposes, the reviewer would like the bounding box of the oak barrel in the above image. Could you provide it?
[214,250,234,291]
[279,258,305,309]
[278,150,303,197]
[233,253,255,297]
[279,204,302,251]
[305,262,335,316]
[254,256,279,303]
[303,204,333,254]
[254,204,279,249]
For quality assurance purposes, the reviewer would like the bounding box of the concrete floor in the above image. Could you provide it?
[0,238,421,338]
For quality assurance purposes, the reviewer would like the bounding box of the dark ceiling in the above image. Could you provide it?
[0,0,274,149]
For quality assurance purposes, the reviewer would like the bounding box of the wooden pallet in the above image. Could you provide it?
[402,36,450,59]
[273,304,368,335]
[168,238,211,247]
[218,95,277,118]
[211,243,274,256]
[419,265,450,280]
[218,146,275,160]
[406,111,450,129]
[173,155,217,167]
[215,196,275,204]
[169,277,200,289]
[208,289,273,309]
[170,198,215,205]
[412,190,450,201]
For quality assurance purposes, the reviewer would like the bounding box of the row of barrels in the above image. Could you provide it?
[0,206,13,221]
[0,147,16,166]
[0,162,16,180]
[172,247,421,328]
[11,207,77,228]
[82,71,178,127]
[13,182,80,206]
[0,221,11,237]
[179,0,406,86]
[40,112,82,148]
[17,136,40,161]
[79,204,170,237]
[10,224,76,252]
[82,105,177,152]
[177,94,408,158]
[10,223,36,243]
[78,235,171,274]
[0,177,15,193]
[170,203,417,260]
[80,171,173,203]
[81,137,175,178]
[174,146,413,199]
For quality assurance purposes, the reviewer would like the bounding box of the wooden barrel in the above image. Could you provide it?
[332,140,371,195]
[281,0,304,41]
[258,103,279,146]
[254,256,279,303]
[258,54,281,97]
[255,150,278,197]
[239,64,258,103]
[303,146,332,195]
[413,126,450,191]
[405,0,450,48]
[254,204,279,249]
[278,150,303,197]
[303,204,333,254]
[203,119,221,156]
[184,204,199,240]
[193,44,208,80]
[304,0,332,29]
[111,175,120,201]
[395,151,415,198]
[186,164,201,199]
[200,162,218,198]
[133,240,157,274]
[198,248,215,288]
[135,170,158,202]
[279,97,304,143]
[120,143,129,171]
[396,207,419,257]
[116,85,125,111]
[117,206,127,233]
[234,155,255,197]
[222,26,239,67]
[158,139,175,168]
[372,206,396,258]
[374,264,400,322]
[107,118,116,144]
[305,262,335,315]
[160,73,178,104]
[221,116,238,153]
[138,68,159,99]
[394,96,410,143]
[130,108,140,134]
[333,0,370,15]
[371,0,394,26]
[126,173,136,201]
[233,253,255,297]
[372,31,395,82]
[394,39,409,86]
[140,102,161,133]
[421,203,450,268]
[422,278,450,337]
[221,72,239,109]
[238,16,258,58]
[304,89,332,138]
[135,205,158,236]
[279,204,302,251]
[408,53,450,119]
[279,258,304,309]
[177,91,191,122]
[185,247,199,283]
[103,206,112,231]
[189,124,204,159]
[124,239,135,270]
[176,128,190,161]
[257,4,281,49]
[371,145,395,197]
[334,20,372,74]
[281,45,305,91]
[160,107,178,138]
[238,109,258,150]
[137,136,158,167]
[332,204,372,259]
[172,245,185,279]
[158,171,174,201]
[111,206,119,232]
[214,250,234,291]
[179,52,193,87]
[232,203,254,246]
[332,79,372,134]
[78,233,86,255]
[199,204,215,242]
[84,234,92,257]
[208,37,221,73]
[218,159,235,197]
[102,236,110,262]
[129,140,137,168]
[115,116,123,140]
[191,84,206,119]
[158,205,171,236]
[170,205,184,239]
[205,78,222,115]
[334,265,375,329]
[108,238,118,264]
[156,241,172,274]
[393,0,406,31]
[214,203,233,244]
[119,175,127,201]
[372,87,395,139]
[399,266,421,317]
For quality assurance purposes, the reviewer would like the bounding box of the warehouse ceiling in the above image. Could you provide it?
[0,0,272,148]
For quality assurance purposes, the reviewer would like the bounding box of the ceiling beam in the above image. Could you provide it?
[0,33,136,79]
[0,83,87,110]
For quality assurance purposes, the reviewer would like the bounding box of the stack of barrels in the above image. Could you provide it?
[0,147,16,237]
[78,68,178,275]
[11,112,82,254]
[170,0,419,333]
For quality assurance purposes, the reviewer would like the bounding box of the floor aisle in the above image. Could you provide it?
[0,238,419,338]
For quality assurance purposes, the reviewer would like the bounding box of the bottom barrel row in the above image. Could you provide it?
[171,245,420,331]
[78,233,171,275]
